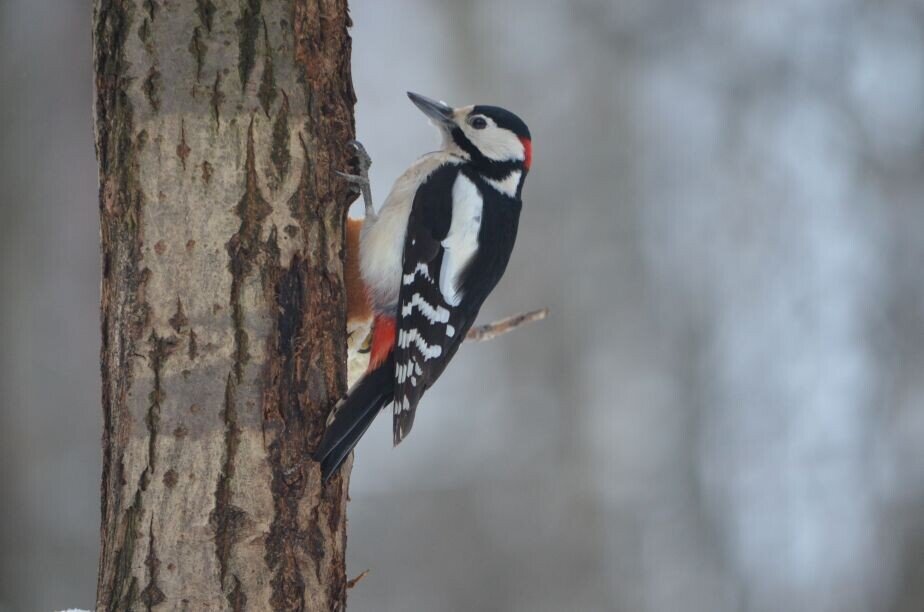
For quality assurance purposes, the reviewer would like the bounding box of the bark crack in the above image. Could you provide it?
[258,17,277,117]
[227,118,272,382]
[176,120,191,171]
[211,73,224,125]
[210,373,248,610]
[210,117,271,608]
[141,517,166,610]
[169,297,188,332]
[143,331,178,490]
[270,90,291,189]
[108,488,143,611]
[143,0,157,21]
[189,27,205,83]
[142,66,162,111]
[195,0,216,32]
[237,0,263,90]
[188,328,198,360]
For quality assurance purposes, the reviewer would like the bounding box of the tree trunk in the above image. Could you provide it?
[93,0,356,609]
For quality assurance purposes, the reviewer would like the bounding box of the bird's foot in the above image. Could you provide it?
[336,140,375,219]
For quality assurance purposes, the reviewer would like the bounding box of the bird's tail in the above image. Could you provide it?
[314,356,394,481]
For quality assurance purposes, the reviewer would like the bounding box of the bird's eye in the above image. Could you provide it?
[469,116,488,130]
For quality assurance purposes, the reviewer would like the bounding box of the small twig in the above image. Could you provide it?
[466,308,549,342]
[346,569,370,590]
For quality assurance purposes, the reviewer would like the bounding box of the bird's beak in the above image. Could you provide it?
[407,92,454,127]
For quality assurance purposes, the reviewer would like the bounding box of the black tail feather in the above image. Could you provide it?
[314,358,393,481]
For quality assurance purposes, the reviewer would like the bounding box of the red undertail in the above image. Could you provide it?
[368,314,396,371]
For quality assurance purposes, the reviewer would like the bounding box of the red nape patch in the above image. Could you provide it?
[519,137,533,170]
[368,314,397,371]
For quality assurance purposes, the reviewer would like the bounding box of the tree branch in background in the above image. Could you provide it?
[466,308,549,342]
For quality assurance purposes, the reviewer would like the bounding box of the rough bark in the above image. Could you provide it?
[94,0,356,609]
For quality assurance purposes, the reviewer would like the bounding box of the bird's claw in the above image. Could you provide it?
[335,170,368,185]
[347,139,372,172]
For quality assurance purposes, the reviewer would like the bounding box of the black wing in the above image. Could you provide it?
[392,164,475,444]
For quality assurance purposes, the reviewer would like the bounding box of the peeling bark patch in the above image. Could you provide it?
[264,261,309,609]
[141,518,166,609]
[237,0,262,90]
[196,0,216,32]
[95,0,154,605]
[143,66,162,111]
[308,505,325,580]
[258,18,277,117]
[154,240,166,255]
[275,259,306,426]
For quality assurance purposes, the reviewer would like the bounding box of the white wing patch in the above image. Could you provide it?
[439,174,483,306]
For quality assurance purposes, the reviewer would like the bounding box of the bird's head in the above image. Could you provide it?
[407,92,532,175]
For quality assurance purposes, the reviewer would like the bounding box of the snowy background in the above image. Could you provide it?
[3,0,924,610]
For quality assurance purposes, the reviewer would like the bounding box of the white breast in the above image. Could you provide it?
[439,174,483,306]
[360,151,462,311]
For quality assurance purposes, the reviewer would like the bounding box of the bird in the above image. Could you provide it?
[315,92,532,481]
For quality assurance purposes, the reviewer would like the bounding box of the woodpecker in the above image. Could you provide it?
[315,92,532,481]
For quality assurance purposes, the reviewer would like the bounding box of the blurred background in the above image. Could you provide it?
[3,0,924,610]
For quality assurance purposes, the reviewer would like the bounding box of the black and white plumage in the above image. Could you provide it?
[314,93,532,481]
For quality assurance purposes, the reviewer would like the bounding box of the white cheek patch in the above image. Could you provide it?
[463,124,525,162]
